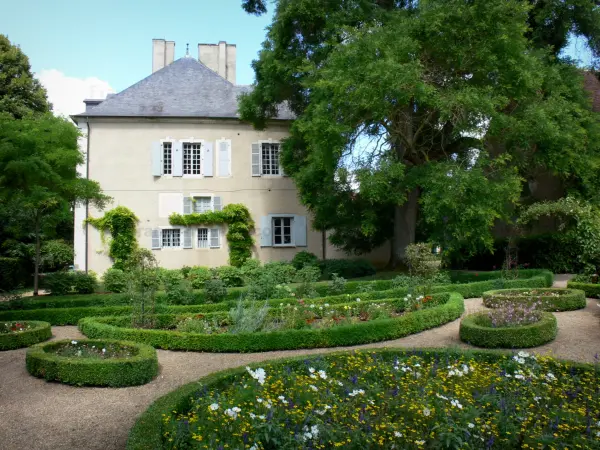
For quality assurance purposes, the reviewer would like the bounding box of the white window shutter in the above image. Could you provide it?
[202,142,214,177]
[173,141,183,176]
[151,229,161,249]
[151,142,162,176]
[183,197,192,215]
[210,228,220,248]
[251,143,261,177]
[293,215,307,247]
[218,140,231,177]
[213,196,222,212]
[260,216,272,247]
[183,228,192,249]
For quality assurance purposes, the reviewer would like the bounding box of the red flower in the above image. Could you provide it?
[475,273,479,277]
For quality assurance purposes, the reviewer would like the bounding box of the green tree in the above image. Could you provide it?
[0,113,110,294]
[0,35,51,118]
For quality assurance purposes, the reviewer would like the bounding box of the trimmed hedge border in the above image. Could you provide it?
[482,288,586,312]
[566,281,600,299]
[0,270,553,326]
[26,339,158,387]
[0,321,52,350]
[459,312,557,348]
[126,347,594,450]
[79,293,465,353]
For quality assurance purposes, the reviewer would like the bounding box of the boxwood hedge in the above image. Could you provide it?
[79,293,465,352]
[482,288,586,312]
[0,320,52,350]
[459,312,557,348]
[0,270,553,326]
[566,281,600,299]
[26,339,158,387]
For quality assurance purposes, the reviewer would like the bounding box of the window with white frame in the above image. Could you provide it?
[163,142,172,175]
[183,143,201,175]
[197,228,209,248]
[161,229,181,248]
[193,196,212,213]
[272,216,293,246]
[261,143,281,175]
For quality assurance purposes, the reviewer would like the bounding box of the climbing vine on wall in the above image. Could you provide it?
[87,206,139,270]
[169,203,254,267]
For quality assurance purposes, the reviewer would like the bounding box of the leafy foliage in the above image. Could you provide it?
[43,271,97,295]
[204,278,227,303]
[126,249,161,328]
[169,204,254,267]
[102,268,128,293]
[40,240,73,272]
[291,250,318,270]
[88,206,138,271]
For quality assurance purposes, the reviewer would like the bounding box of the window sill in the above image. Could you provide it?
[272,245,296,248]
[183,175,203,179]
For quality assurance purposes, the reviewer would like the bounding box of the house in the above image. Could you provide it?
[72,39,387,274]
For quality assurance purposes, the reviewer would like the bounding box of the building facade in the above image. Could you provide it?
[73,40,388,274]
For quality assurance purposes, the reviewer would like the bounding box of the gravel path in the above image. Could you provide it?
[1,275,599,450]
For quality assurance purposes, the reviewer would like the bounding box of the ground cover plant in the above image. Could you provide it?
[483,288,586,311]
[0,320,51,350]
[133,349,600,450]
[26,338,158,386]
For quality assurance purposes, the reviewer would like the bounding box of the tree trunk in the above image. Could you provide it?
[33,216,41,296]
[390,188,419,268]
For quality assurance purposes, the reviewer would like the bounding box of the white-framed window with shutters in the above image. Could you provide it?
[193,196,212,213]
[162,142,173,175]
[272,216,294,246]
[161,228,181,248]
[197,227,221,249]
[197,228,209,248]
[259,214,307,248]
[183,142,202,175]
[152,138,213,177]
[183,194,223,215]
[251,141,284,177]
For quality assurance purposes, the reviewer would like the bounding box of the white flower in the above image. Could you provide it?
[249,445,258,450]
[257,398,263,403]
[278,395,286,402]
[514,374,525,380]
[102,348,106,353]
[318,370,327,380]
[310,374,317,379]
[394,431,403,437]
[209,403,219,411]
[315,409,326,415]
[225,407,241,419]
[258,415,265,420]
[468,423,475,429]
[422,407,431,417]
[337,381,343,386]
[349,389,365,397]
[534,396,541,402]
[436,393,448,400]
[309,367,315,373]
[324,303,330,307]
[311,425,319,437]
[309,384,318,391]
[545,372,556,382]
[461,364,469,373]
[71,340,77,345]
[450,399,463,409]
[310,304,315,308]
[249,413,256,419]
[246,367,267,385]
[518,351,530,358]
[415,440,425,446]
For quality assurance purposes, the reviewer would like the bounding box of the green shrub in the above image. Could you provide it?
[567,281,600,299]
[164,278,195,305]
[459,312,557,348]
[0,256,28,290]
[328,273,347,295]
[294,265,321,298]
[212,266,244,287]
[240,259,262,280]
[72,271,97,294]
[482,288,586,312]
[404,243,441,278]
[79,293,464,352]
[158,268,183,287]
[103,268,128,293]
[229,299,270,334]
[187,266,212,289]
[246,271,278,300]
[292,250,319,270]
[203,278,227,303]
[180,265,193,279]
[0,320,52,350]
[319,258,375,279]
[263,261,297,284]
[42,271,73,295]
[26,339,158,387]
[40,239,73,272]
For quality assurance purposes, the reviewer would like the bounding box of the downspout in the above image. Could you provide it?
[85,120,90,273]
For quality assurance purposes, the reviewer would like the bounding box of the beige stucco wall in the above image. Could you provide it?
[82,118,389,274]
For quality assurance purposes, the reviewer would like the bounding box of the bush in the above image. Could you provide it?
[459,312,557,348]
[483,288,586,312]
[187,266,212,289]
[0,256,28,290]
[319,258,376,280]
[294,265,321,298]
[567,281,600,299]
[328,273,347,295]
[0,320,52,350]
[212,266,244,287]
[42,271,73,295]
[292,251,319,270]
[72,271,97,294]
[164,278,195,305]
[40,240,73,272]
[263,261,297,284]
[103,268,128,293]
[79,293,464,352]
[26,339,158,386]
[246,271,278,300]
[204,278,227,303]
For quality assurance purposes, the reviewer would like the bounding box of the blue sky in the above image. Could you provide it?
[0,0,594,116]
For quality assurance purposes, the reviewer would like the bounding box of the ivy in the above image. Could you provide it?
[169,204,254,267]
[87,206,138,270]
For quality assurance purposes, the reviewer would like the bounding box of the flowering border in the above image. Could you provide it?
[482,288,586,312]
[459,312,557,348]
[0,320,51,350]
[26,339,158,387]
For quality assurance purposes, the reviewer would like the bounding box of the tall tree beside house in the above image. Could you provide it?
[240,0,600,266]
[0,34,51,118]
[0,113,110,295]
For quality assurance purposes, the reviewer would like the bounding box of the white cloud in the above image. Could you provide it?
[36,69,115,117]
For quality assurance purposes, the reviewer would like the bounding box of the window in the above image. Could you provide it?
[163,142,172,175]
[161,229,181,248]
[197,228,208,248]
[183,143,201,175]
[261,143,280,175]
[272,216,293,246]
[193,196,212,213]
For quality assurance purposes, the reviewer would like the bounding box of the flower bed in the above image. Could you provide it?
[459,312,557,348]
[567,281,600,299]
[483,288,586,311]
[0,320,52,350]
[26,339,158,386]
[126,348,600,450]
[79,293,465,352]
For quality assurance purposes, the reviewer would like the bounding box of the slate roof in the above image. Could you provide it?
[73,57,293,120]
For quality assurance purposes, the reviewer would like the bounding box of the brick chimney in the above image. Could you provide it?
[198,41,236,84]
[152,39,175,73]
